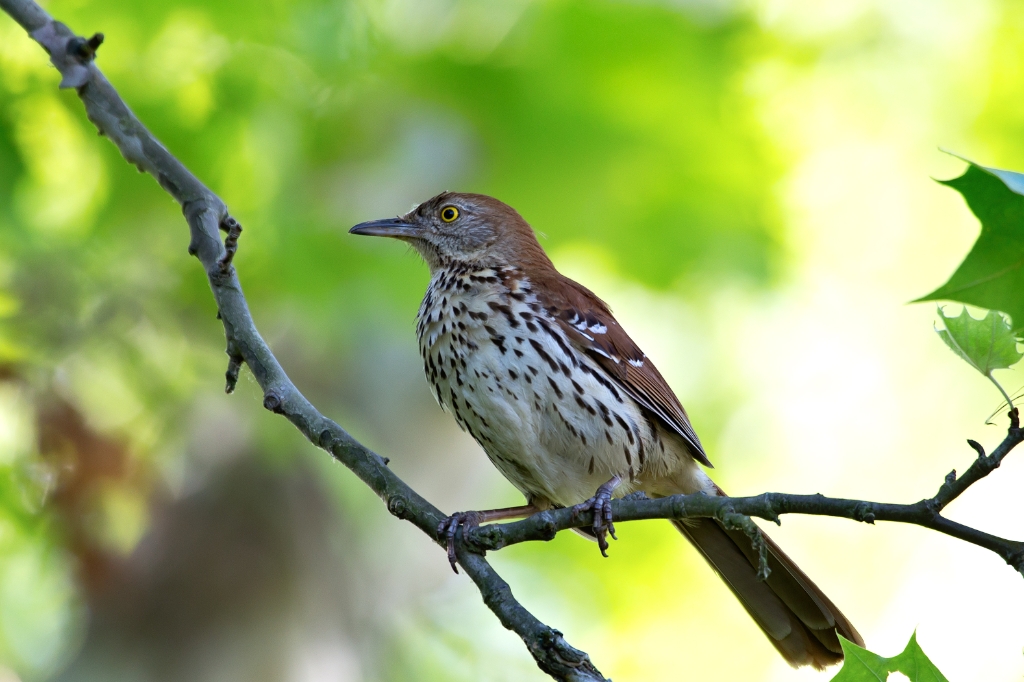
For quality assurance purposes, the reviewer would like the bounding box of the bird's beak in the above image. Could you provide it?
[349,217,421,240]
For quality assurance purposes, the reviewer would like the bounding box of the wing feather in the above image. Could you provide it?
[540,274,712,467]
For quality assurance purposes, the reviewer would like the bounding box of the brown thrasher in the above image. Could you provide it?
[351,192,862,669]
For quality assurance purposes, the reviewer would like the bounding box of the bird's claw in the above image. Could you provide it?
[437,510,482,573]
[572,481,619,557]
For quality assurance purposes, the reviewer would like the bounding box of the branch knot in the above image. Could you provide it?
[387,494,408,519]
[68,32,103,61]
[224,338,244,394]
[532,629,608,681]
[262,390,283,413]
[218,216,243,272]
[853,502,876,524]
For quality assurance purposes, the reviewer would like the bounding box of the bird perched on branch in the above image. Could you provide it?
[350,192,862,669]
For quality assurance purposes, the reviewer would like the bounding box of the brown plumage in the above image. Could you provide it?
[350,192,863,669]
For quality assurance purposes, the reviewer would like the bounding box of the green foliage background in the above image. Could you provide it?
[1,1,1023,681]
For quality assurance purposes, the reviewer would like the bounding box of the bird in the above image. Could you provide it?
[350,192,863,669]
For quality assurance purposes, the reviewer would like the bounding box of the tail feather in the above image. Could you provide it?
[673,517,863,670]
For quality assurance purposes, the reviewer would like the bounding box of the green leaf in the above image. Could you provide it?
[936,307,1023,376]
[831,633,949,682]
[936,306,1022,407]
[916,155,1024,333]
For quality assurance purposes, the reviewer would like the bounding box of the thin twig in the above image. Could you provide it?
[988,374,1016,412]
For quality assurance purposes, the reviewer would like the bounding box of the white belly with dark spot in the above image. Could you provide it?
[417,267,658,507]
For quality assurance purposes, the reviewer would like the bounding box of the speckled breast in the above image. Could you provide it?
[416,265,655,507]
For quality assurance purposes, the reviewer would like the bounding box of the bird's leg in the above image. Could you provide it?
[438,504,539,573]
[571,475,623,557]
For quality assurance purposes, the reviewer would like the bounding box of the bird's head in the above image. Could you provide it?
[349,192,551,272]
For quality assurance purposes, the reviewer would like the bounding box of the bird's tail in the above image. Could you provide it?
[665,473,862,669]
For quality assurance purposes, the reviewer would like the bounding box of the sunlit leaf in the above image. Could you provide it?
[831,633,948,682]
[917,156,1024,332]
[936,306,1023,375]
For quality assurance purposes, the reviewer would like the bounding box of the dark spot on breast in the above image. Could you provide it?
[585,365,622,402]
[553,405,578,437]
[538,320,575,362]
[487,328,507,354]
[547,376,563,399]
[528,339,559,372]
[614,414,635,445]
[488,301,520,328]
[574,394,596,415]
[588,456,595,475]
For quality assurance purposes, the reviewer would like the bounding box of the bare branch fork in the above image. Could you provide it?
[2,3,1022,679]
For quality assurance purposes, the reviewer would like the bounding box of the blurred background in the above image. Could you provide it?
[1,0,1023,680]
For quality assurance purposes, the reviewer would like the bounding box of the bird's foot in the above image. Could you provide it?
[437,510,482,574]
[436,505,539,573]
[571,475,622,557]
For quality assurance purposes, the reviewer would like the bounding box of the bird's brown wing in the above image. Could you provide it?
[540,274,711,467]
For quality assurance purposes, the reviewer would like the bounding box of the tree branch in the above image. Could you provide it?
[4,2,1024,679]
[467,410,1024,575]
[0,3,606,680]
[469,414,1024,576]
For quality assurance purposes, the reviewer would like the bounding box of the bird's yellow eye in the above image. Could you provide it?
[440,206,459,222]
